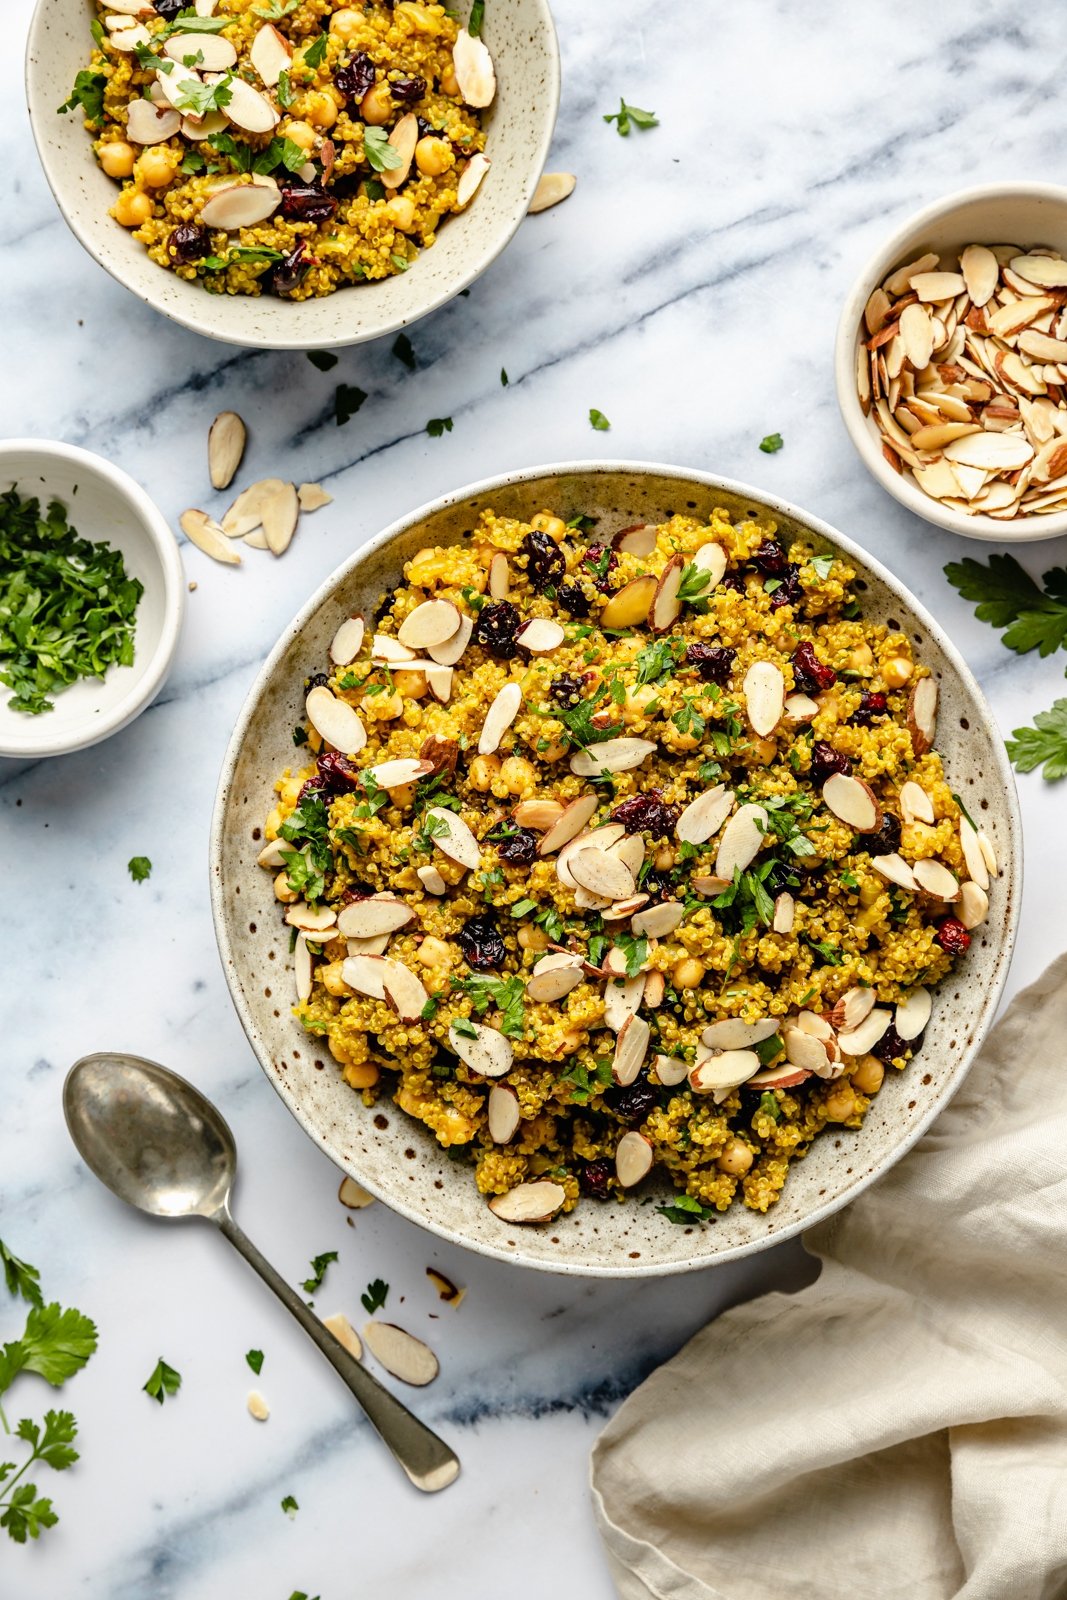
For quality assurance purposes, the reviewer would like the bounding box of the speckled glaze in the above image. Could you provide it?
[210,463,1021,1277]
[836,182,1067,543]
[24,0,559,350]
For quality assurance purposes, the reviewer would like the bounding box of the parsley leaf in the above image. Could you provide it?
[301,1252,338,1295]
[759,432,784,453]
[127,856,152,883]
[589,408,611,431]
[603,98,658,136]
[392,332,416,370]
[560,1056,613,1106]
[57,71,106,123]
[758,1091,781,1122]
[281,1493,299,1516]
[245,1349,264,1375]
[500,367,509,386]
[0,1304,97,1394]
[0,1411,79,1543]
[633,636,685,686]
[468,0,485,35]
[427,416,454,437]
[307,349,337,372]
[0,1243,42,1310]
[277,67,293,108]
[363,125,404,172]
[944,553,1067,656]
[253,0,299,15]
[458,975,526,1037]
[303,33,328,67]
[142,1357,181,1405]
[810,553,835,580]
[1005,696,1067,781]
[360,1278,389,1314]
[335,383,368,426]
[658,1195,715,1224]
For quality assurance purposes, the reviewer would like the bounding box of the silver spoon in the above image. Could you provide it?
[63,1051,460,1494]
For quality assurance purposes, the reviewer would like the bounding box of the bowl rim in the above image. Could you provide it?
[0,437,184,759]
[210,458,1022,1276]
[24,0,561,352]
[834,179,1067,543]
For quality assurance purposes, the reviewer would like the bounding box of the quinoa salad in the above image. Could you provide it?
[59,0,494,297]
[258,503,1000,1226]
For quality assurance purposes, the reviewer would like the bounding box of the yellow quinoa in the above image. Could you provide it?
[262,503,984,1222]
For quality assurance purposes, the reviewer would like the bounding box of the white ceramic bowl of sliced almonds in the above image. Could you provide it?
[835,183,1067,541]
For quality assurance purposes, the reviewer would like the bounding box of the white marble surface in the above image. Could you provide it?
[3,1,1066,1594]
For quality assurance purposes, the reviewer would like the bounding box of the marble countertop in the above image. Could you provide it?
[4,1,1066,1594]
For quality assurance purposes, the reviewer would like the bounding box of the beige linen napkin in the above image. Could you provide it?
[591,953,1067,1600]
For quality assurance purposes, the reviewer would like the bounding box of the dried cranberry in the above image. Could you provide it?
[866,813,902,856]
[582,544,618,593]
[550,673,584,706]
[752,539,787,576]
[315,751,363,792]
[334,52,375,105]
[720,572,745,594]
[280,184,338,223]
[580,1158,614,1199]
[268,241,313,296]
[791,640,836,694]
[558,582,591,617]
[873,1023,916,1064]
[391,75,427,105]
[810,741,852,785]
[936,918,971,957]
[764,859,799,897]
[306,672,330,690]
[457,912,506,971]
[850,691,889,726]
[769,565,803,610]
[686,643,736,685]
[606,1080,659,1125]
[153,0,185,17]
[521,530,566,593]
[473,600,521,660]
[168,222,210,264]
[496,828,537,867]
[611,790,680,837]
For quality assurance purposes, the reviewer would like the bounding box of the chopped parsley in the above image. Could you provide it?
[292,724,309,746]
[758,1092,781,1122]
[500,367,509,386]
[589,408,611,431]
[677,562,713,609]
[301,1252,338,1296]
[253,0,299,15]
[759,432,784,454]
[802,935,845,967]
[509,897,538,918]
[0,1242,43,1309]
[127,856,152,883]
[277,68,293,108]
[335,383,368,426]
[468,0,485,35]
[303,33,328,68]
[657,1194,715,1224]
[57,71,106,124]
[281,1493,299,1517]
[392,332,416,370]
[810,553,835,580]
[245,1349,264,1375]
[142,1358,181,1405]
[427,416,454,437]
[360,1278,389,1314]
[364,125,404,172]
[161,9,232,30]
[603,99,658,136]
[457,974,525,1038]
[560,1057,613,1105]
[633,635,686,686]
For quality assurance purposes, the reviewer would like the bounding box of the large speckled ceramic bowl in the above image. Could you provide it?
[210,463,1021,1276]
[26,0,558,350]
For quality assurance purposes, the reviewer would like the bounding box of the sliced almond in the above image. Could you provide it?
[220,477,285,537]
[452,28,495,106]
[691,541,728,585]
[960,244,999,307]
[398,598,461,650]
[715,802,768,880]
[457,151,490,208]
[746,1063,811,1090]
[911,270,966,301]
[648,553,685,632]
[603,973,644,1032]
[605,892,652,922]
[599,574,657,630]
[899,780,934,825]
[609,831,645,878]
[569,738,656,776]
[823,773,881,833]
[449,1019,512,1077]
[218,73,280,134]
[108,23,152,50]
[515,617,565,654]
[285,901,336,933]
[163,29,236,68]
[526,952,584,1003]
[1018,329,1067,362]
[338,1176,376,1210]
[125,98,181,143]
[743,661,785,738]
[871,852,918,891]
[257,838,289,869]
[478,681,522,755]
[884,251,939,296]
[570,847,635,900]
[651,1053,689,1087]
[838,1007,892,1057]
[488,1180,565,1224]
[426,611,474,666]
[336,897,414,939]
[1010,253,1067,288]
[527,171,576,214]
[180,107,229,141]
[329,615,365,667]
[689,1049,759,1093]
[908,421,980,451]
[895,987,932,1041]
[371,632,418,664]
[959,816,990,890]
[249,20,291,86]
[783,1027,832,1077]
[363,757,431,789]
[362,1322,438,1387]
[631,901,685,939]
[615,1131,653,1188]
[340,953,387,999]
[783,693,819,723]
[556,823,625,888]
[487,552,509,598]
[610,523,658,557]
[382,111,418,188]
[912,858,959,901]
[487,1084,520,1143]
[942,430,1034,471]
[323,1311,363,1359]
[416,863,447,895]
[701,1018,779,1051]
[179,508,241,565]
[899,303,935,369]
[425,1268,465,1307]
[346,933,390,957]
[691,874,731,896]
[425,665,454,703]
[539,793,599,855]
[298,482,332,512]
[426,807,481,870]
[772,892,795,933]
[294,933,313,1002]
[201,176,283,231]
[832,986,875,1032]
[247,1389,270,1421]
[642,969,665,1008]
[978,830,998,877]
[382,959,428,1022]
[908,677,938,756]
[261,480,299,556]
[305,686,366,755]
[612,1014,650,1086]
[958,879,989,929]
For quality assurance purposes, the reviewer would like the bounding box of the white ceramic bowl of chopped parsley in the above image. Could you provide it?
[0,439,184,759]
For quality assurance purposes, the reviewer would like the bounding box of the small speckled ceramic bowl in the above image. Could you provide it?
[25,0,559,350]
[211,463,1021,1276]
[0,438,184,761]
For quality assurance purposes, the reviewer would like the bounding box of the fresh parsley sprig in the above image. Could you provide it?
[301,1252,338,1296]
[944,552,1067,658]
[360,1279,389,1314]
[603,99,658,136]
[1005,698,1067,781]
[142,1358,181,1405]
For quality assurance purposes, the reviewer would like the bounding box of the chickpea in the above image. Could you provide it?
[654,846,674,872]
[365,690,404,720]
[113,189,154,227]
[304,90,338,128]
[360,82,392,125]
[99,140,136,179]
[265,806,283,840]
[384,194,416,231]
[559,1029,582,1056]
[717,1138,754,1177]
[851,1055,884,1095]
[500,755,536,795]
[274,871,299,904]
[417,936,452,970]
[415,135,454,177]
[538,738,569,762]
[284,119,317,151]
[848,643,875,674]
[328,6,363,41]
[469,753,500,791]
[135,147,177,188]
[824,1082,858,1122]
[395,1,434,31]
[320,960,352,997]
[518,924,550,953]
[530,511,567,542]
[883,656,913,689]
[439,64,460,96]
[672,957,706,990]
[623,685,657,723]
[752,737,778,765]
[393,667,427,697]
[343,1060,381,1089]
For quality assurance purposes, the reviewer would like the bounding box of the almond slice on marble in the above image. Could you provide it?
[569,738,656,777]
[689,1049,760,1093]
[284,901,336,932]
[416,863,447,895]
[125,98,181,143]
[911,270,966,301]
[163,29,236,68]
[615,1131,653,1188]
[488,1180,565,1224]
[895,986,932,1041]
[426,806,481,870]
[772,892,795,932]
[651,1053,689,1087]
[220,477,286,537]
[959,816,990,890]
[398,598,461,650]
[1010,253,1067,288]
[599,575,657,630]
[612,1014,650,1086]
[784,693,819,723]
[526,952,584,1003]
[294,933,313,1002]
[298,481,331,512]
[340,953,388,999]
[487,552,509,598]
[261,480,299,555]
[610,523,658,557]
[371,632,418,664]
[648,553,685,632]
[691,541,728,585]
[603,973,644,1032]
[871,852,918,891]
[908,678,939,756]
[338,1176,376,1209]
[323,1311,363,1358]
[960,244,999,306]
[701,1017,779,1051]
[912,858,959,901]
[179,508,241,565]
[942,430,1034,471]
[449,1019,513,1077]
[382,111,418,188]
[899,780,934,825]
[823,773,881,832]
[305,686,366,755]
[715,802,768,880]
[329,615,365,666]
[247,1390,270,1420]
[478,681,522,755]
[743,661,785,738]
[487,1084,520,1143]
[249,20,291,86]
[457,151,490,208]
[630,901,685,939]
[217,73,279,134]
[958,880,989,929]
[527,171,576,214]
[426,612,474,666]
[838,1007,892,1057]
[452,27,495,106]
[363,756,433,790]
[539,793,599,855]
[362,1322,438,1386]
[516,617,565,654]
[382,960,428,1022]
[425,1268,465,1307]
[570,847,635,900]
[782,1027,832,1076]
[336,897,414,938]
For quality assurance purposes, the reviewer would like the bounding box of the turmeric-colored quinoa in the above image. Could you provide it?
[62,0,489,297]
[260,504,996,1223]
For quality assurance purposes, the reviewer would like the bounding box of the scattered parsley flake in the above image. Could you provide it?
[657,1195,715,1224]
[364,125,404,172]
[142,1358,181,1405]
[127,856,152,883]
[301,1252,338,1296]
[589,408,611,431]
[245,1349,264,1375]
[335,383,368,426]
[500,367,509,386]
[427,417,454,437]
[392,332,416,370]
[603,98,658,136]
[759,432,783,454]
[360,1279,389,1314]
[281,1493,299,1515]
[468,0,485,35]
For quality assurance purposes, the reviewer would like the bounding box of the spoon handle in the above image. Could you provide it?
[216,1210,460,1493]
